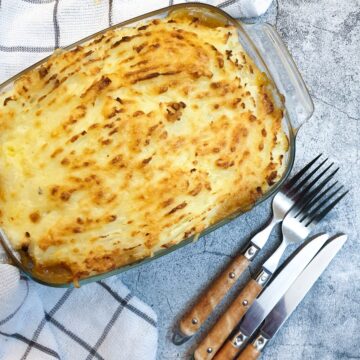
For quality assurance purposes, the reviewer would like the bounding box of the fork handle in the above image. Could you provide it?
[179,254,250,337]
[194,279,263,360]
[178,219,278,338]
[248,217,279,250]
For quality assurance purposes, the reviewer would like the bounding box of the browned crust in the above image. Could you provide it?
[0,14,287,283]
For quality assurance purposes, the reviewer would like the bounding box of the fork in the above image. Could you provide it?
[194,164,348,360]
[173,154,329,343]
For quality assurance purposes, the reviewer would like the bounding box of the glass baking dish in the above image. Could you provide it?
[0,3,313,287]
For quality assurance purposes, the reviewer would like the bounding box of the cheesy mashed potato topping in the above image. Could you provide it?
[0,15,288,282]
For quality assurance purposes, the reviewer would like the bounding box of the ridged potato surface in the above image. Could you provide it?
[0,16,288,281]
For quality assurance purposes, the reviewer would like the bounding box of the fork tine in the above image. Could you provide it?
[289,165,338,216]
[295,180,339,218]
[303,181,341,214]
[305,190,349,226]
[299,183,342,222]
[287,158,330,197]
[296,167,339,207]
[283,154,322,192]
[292,165,339,203]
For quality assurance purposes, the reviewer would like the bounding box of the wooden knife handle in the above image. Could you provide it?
[179,254,250,336]
[194,279,263,360]
[236,344,260,360]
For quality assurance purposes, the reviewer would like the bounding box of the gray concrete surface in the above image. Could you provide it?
[118,1,360,358]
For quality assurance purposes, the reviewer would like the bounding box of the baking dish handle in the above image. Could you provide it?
[242,23,314,132]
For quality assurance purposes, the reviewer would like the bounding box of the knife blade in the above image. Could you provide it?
[210,233,330,359]
[175,155,324,343]
[196,233,330,360]
[236,234,347,360]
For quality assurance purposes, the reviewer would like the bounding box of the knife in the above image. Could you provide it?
[221,234,347,360]
[174,155,324,343]
[174,219,281,343]
[194,233,330,360]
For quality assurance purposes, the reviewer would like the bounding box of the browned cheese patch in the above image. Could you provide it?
[0,14,287,281]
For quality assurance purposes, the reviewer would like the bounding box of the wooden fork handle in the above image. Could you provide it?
[179,254,250,336]
[194,279,263,360]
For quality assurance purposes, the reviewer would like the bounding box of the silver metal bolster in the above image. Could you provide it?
[256,269,271,286]
[252,334,268,352]
[243,244,259,261]
[231,331,249,349]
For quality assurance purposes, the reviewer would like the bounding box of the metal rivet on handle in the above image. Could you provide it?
[234,333,244,346]
[254,335,268,351]
[242,300,248,306]
[192,318,198,325]
[233,332,248,348]
[207,347,213,354]
[229,272,235,279]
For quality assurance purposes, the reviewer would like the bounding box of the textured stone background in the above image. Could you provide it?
[119,0,360,359]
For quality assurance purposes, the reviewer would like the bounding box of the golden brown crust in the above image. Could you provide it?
[0,15,288,281]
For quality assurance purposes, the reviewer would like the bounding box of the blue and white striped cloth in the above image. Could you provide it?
[0,0,273,84]
[0,261,158,360]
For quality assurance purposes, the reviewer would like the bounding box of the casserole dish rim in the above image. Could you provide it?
[0,2,312,287]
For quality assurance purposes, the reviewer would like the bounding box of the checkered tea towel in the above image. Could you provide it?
[0,0,274,83]
[0,259,158,360]
[0,0,273,359]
